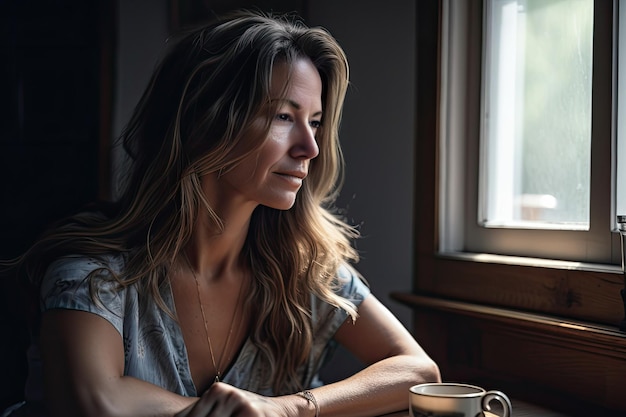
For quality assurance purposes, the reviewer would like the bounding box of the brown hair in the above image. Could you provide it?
[16,10,360,393]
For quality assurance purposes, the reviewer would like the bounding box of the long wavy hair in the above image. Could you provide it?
[15,10,361,393]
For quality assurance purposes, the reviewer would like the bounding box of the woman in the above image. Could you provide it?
[4,10,440,417]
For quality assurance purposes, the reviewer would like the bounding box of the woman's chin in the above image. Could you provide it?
[263,196,298,211]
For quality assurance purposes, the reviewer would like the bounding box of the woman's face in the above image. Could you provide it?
[215,57,322,211]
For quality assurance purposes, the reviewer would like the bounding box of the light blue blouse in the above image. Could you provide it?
[5,254,369,416]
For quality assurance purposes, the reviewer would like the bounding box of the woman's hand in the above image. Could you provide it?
[175,382,306,417]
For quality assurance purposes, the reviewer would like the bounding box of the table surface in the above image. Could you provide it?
[378,398,572,417]
[377,412,497,417]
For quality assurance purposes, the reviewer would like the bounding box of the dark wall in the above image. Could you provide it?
[0,0,112,409]
[0,1,107,256]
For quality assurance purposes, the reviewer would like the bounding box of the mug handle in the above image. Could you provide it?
[482,390,513,417]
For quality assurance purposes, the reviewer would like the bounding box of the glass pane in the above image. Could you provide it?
[481,0,594,230]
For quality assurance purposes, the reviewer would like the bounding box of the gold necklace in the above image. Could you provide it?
[183,253,244,383]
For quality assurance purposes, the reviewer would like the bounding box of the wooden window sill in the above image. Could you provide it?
[391,291,626,348]
[391,291,626,415]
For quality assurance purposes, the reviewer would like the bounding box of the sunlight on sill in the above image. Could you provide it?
[557,322,589,331]
[438,251,622,274]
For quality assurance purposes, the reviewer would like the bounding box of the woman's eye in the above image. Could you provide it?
[276,113,291,122]
[310,120,322,129]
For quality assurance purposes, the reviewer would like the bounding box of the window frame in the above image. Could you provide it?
[445,0,620,264]
[415,0,624,328]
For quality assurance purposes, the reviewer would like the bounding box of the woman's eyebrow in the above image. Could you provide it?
[273,98,323,117]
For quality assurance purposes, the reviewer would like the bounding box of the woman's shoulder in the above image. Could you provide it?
[42,253,124,286]
[334,262,370,303]
[47,253,124,273]
[37,253,133,338]
[40,253,128,317]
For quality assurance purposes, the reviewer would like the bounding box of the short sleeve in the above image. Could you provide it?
[40,255,125,335]
[334,263,370,307]
[311,263,370,336]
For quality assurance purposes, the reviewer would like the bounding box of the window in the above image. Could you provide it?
[440,0,622,265]
[481,0,593,231]
[411,1,626,410]
[418,0,625,328]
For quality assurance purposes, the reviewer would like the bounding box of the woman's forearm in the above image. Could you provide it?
[303,354,441,417]
[47,374,198,417]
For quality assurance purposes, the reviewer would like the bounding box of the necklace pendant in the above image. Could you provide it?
[214,374,220,383]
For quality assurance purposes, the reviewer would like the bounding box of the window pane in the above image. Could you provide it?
[481,0,594,230]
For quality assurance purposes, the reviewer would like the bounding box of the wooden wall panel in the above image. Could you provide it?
[415,256,624,327]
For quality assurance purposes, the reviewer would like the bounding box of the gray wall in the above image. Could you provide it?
[112,0,168,197]
[307,0,417,380]
[307,0,416,327]
[114,0,417,381]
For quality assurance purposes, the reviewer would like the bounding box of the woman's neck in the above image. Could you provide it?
[185,208,253,282]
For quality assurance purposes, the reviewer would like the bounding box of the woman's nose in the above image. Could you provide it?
[291,122,320,160]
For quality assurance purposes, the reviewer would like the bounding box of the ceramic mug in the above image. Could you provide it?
[409,382,512,417]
